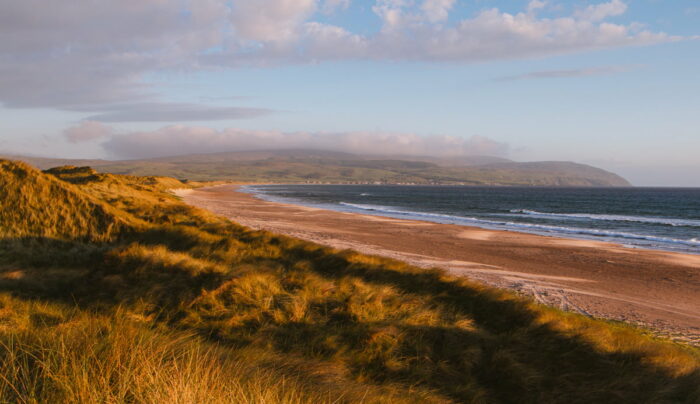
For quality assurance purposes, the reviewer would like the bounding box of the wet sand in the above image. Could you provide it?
[177,185,700,344]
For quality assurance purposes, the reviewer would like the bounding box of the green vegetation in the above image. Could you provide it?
[2,150,631,186]
[0,159,695,403]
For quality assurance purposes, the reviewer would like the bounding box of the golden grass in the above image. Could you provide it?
[0,295,437,403]
[0,159,698,403]
[0,161,138,242]
[0,296,350,403]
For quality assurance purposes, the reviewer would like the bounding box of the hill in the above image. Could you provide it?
[0,154,108,170]
[2,150,630,186]
[0,161,137,241]
[473,161,632,187]
[0,158,696,402]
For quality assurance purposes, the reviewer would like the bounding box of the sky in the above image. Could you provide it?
[0,0,698,186]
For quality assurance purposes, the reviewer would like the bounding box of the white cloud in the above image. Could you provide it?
[575,0,627,22]
[206,1,679,65]
[74,102,273,123]
[527,0,547,13]
[100,125,509,159]
[63,121,113,143]
[0,0,228,108]
[360,7,671,62]
[422,0,456,23]
[232,0,318,42]
[0,0,684,111]
[372,0,410,29]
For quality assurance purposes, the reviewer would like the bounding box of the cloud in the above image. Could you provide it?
[495,65,636,81]
[575,0,627,22]
[0,0,229,108]
[63,121,113,143]
[358,3,672,63]
[421,0,456,23]
[231,0,317,42]
[221,1,678,66]
[0,0,685,110]
[72,102,273,123]
[527,1,547,13]
[100,125,509,159]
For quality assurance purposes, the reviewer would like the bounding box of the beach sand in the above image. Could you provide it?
[177,185,700,344]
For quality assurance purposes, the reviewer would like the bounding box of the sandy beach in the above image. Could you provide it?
[178,185,700,344]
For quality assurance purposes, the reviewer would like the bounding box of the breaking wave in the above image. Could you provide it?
[340,203,700,247]
[510,209,700,227]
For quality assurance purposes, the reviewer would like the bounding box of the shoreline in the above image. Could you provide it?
[177,184,700,344]
[239,184,700,256]
[240,184,700,256]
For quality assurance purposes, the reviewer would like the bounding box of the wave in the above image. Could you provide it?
[510,209,700,227]
[340,203,700,247]
[339,203,470,222]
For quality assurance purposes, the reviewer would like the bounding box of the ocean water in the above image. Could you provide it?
[241,185,700,255]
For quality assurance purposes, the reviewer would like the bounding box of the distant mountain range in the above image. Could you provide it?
[1,150,631,187]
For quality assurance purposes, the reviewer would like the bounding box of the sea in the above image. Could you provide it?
[241,185,700,255]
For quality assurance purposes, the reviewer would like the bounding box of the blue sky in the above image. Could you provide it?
[0,0,698,185]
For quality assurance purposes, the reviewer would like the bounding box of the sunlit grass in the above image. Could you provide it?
[0,159,698,403]
[0,297,353,403]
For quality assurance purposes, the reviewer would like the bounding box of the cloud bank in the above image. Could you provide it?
[73,102,273,123]
[63,121,113,143]
[0,1,683,110]
[97,125,509,160]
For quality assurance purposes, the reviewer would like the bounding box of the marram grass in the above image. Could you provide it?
[0,296,358,404]
[0,159,698,403]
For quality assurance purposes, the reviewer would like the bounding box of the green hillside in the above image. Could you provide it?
[2,150,632,186]
[0,159,695,403]
[96,152,633,186]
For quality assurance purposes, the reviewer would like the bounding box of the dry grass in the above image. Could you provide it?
[0,296,355,404]
[0,159,698,403]
[0,161,138,242]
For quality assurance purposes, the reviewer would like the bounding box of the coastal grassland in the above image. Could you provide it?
[0,159,697,403]
[0,296,348,404]
[0,161,139,241]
